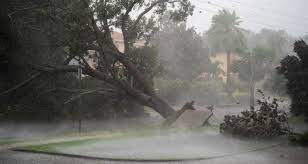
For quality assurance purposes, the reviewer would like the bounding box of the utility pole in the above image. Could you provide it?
[249,52,255,110]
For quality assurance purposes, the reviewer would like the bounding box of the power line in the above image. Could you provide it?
[217,0,308,21]
[193,9,306,36]
[196,7,277,28]
[196,0,308,21]
[196,0,308,24]
[194,6,218,14]
[194,7,285,31]
[193,0,307,34]
[195,6,274,31]
[211,0,308,26]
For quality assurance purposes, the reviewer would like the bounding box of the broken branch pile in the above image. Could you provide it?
[220,90,291,138]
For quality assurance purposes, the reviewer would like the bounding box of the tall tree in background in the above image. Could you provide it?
[253,29,293,96]
[154,16,210,81]
[255,29,291,61]
[232,46,275,108]
[207,9,245,96]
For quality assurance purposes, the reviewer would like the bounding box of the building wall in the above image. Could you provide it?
[210,53,239,82]
[82,31,144,69]
[111,31,125,52]
[111,31,145,52]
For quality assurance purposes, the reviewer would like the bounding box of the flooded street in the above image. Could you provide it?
[1,106,307,164]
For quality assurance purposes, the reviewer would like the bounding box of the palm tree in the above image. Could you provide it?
[207,9,245,96]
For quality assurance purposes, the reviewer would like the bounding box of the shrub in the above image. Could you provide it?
[220,90,291,138]
[277,40,308,119]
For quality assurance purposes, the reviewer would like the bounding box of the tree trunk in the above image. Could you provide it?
[162,101,196,127]
[83,66,175,119]
[249,81,255,109]
[146,95,176,118]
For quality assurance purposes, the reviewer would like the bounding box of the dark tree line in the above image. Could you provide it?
[0,0,80,120]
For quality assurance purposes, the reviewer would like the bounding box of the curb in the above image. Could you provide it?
[13,143,283,162]
[13,149,205,162]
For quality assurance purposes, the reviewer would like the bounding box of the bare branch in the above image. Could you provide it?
[131,0,183,31]
[132,0,166,30]
[36,87,79,98]
[39,87,115,96]
[0,73,41,96]
[64,88,116,104]
[125,0,141,15]
[9,3,49,17]
[31,64,79,73]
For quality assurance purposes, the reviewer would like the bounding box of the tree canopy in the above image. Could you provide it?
[207,9,246,53]
[154,18,210,81]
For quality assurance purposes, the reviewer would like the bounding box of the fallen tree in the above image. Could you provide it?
[2,0,195,119]
[162,101,196,127]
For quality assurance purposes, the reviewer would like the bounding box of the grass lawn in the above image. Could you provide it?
[21,138,99,152]
[14,125,284,161]
[0,138,21,146]
[16,126,216,153]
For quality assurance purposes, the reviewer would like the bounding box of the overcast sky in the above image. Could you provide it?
[187,0,308,37]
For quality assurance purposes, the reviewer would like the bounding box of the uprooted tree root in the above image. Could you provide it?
[220,90,291,138]
[162,101,196,127]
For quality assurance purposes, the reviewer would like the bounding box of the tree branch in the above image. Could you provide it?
[31,64,79,73]
[121,0,142,53]
[0,73,41,96]
[64,88,116,104]
[131,0,178,31]
[9,3,49,17]
[81,0,155,95]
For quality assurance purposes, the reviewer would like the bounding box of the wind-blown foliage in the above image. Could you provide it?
[207,9,246,53]
[154,18,210,81]
[255,29,292,62]
[277,40,308,119]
